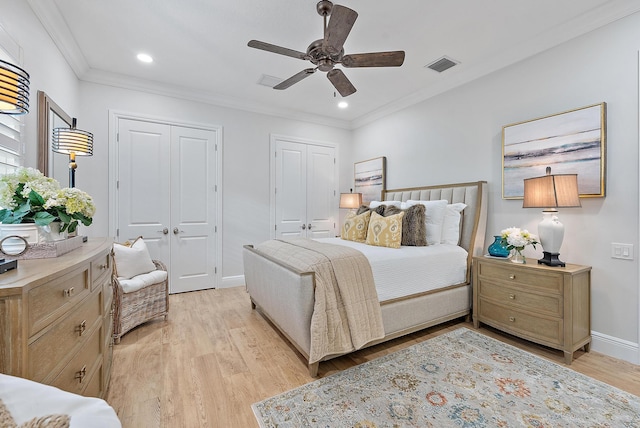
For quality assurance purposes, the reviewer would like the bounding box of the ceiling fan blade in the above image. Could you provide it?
[327,69,356,97]
[323,5,358,56]
[248,40,307,60]
[274,68,317,90]
[342,51,405,68]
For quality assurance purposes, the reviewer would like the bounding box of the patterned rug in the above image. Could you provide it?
[252,328,640,427]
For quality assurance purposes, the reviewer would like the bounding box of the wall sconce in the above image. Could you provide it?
[0,58,30,115]
[52,118,93,187]
[339,189,363,212]
[523,167,581,267]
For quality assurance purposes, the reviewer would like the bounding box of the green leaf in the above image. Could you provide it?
[57,210,72,223]
[33,211,56,226]
[28,190,45,207]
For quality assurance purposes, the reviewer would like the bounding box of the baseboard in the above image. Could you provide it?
[220,274,245,289]
[590,330,639,364]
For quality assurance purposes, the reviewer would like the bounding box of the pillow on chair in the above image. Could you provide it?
[113,237,157,279]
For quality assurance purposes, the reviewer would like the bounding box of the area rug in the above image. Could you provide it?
[252,328,640,427]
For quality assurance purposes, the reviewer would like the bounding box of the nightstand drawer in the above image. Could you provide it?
[479,281,562,316]
[478,262,563,293]
[479,300,562,345]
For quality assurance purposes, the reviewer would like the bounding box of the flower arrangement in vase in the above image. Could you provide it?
[0,167,95,238]
[500,227,539,264]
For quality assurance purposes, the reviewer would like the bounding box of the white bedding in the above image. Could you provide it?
[0,374,121,428]
[315,238,468,302]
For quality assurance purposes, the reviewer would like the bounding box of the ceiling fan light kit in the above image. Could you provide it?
[248,1,405,97]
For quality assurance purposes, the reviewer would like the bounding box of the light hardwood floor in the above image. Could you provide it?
[106,286,640,428]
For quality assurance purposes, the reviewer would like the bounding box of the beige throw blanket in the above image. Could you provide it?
[255,238,385,364]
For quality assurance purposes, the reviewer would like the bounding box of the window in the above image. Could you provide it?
[0,24,25,174]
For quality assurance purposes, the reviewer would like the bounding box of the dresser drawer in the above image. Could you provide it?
[91,252,111,291]
[479,300,563,346]
[478,262,562,293]
[49,324,102,395]
[479,280,562,316]
[103,276,113,314]
[29,290,102,382]
[28,266,90,335]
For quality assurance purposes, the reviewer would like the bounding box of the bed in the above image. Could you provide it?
[243,181,487,376]
[0,373,121,427]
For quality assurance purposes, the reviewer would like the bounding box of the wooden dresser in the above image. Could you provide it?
[0,237,113,398]
[473,256,591,364]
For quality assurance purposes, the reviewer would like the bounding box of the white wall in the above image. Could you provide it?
[352,12,640,362]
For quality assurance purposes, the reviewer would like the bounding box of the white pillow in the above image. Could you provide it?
[369,200,402,209]
[113,237,157,279]
[441,203,467,245]
[406,199,448,245]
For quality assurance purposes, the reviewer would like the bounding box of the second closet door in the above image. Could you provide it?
[274,139,336,239]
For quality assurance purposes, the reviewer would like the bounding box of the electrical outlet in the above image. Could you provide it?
[611,243,634,260]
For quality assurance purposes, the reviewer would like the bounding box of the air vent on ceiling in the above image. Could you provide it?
[257,74,283,88]
[425,56,459,73]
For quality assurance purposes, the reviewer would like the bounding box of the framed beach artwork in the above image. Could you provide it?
[354,156,386,204]
[502,103,606,199]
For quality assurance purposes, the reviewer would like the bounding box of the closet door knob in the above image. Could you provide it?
[301,224,306,230]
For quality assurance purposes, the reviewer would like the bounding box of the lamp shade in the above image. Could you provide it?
[0,59,30,115]
[339,192,362,209]
[52,118,93,156]
[523,171,580,209]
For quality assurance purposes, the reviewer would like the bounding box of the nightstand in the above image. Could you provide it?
[472,256,591,364]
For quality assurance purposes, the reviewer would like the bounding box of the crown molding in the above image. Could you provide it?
[27,0,89,78]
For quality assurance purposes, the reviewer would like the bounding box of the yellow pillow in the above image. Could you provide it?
[366,211,404,248]
[341,210,371,242]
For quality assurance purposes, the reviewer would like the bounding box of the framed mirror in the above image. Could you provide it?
[37,91,72,183]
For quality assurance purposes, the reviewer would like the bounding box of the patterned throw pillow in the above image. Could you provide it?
[341,210,371,242]
[366,211,404,248]
[383,204,427,246]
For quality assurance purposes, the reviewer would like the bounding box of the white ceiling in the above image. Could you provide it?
[28,0,640,129]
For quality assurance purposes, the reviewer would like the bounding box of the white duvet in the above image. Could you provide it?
[315,238,468,302]
[0,374,121,428]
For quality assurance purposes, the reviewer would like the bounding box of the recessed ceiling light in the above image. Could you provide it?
[137,53,153,63]
[338,101,348,109]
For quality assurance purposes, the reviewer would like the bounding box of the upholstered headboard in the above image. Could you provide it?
[382,181,488,259]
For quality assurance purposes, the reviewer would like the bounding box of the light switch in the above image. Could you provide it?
[611,243,634,260]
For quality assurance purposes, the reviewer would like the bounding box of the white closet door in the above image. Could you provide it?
[274,137,337,239]
[306,145,335,239]
[117,119,171,264]
[117,118,218,293]
[275,140,307,238]
[169,126,218,293]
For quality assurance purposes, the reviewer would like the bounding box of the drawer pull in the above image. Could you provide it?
[63,287,75,297]
[509,316,516,322]
[98,263,108,270]
[75,365,87,383]
[509,294,516,300]
[75,320,87,336]
[509,274,516,280]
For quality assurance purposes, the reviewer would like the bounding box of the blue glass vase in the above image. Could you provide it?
[488,235,509,257]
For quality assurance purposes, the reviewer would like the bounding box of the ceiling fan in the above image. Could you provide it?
[248,0,405,97]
